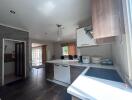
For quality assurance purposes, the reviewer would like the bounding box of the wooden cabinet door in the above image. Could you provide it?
[45,63,54,80]
[92,0,125,39]
[70,66,86,83]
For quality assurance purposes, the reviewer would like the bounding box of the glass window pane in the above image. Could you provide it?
[32,47,42,66]
[62,46,68,55]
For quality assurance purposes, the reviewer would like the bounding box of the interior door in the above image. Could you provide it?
[15,42,25,77]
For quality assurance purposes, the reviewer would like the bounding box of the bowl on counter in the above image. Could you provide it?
[91,56,102,64]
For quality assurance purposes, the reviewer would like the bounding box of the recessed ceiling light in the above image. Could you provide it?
[10,10,16,14]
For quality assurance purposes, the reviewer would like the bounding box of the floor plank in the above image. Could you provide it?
[0,68,71,100]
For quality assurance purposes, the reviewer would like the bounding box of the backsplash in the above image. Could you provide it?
[77,44,112,59]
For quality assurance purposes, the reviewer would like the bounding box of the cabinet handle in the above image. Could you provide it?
[62,65,68,67]
[81,44,90,46]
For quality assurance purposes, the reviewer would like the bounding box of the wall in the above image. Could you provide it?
[78,44,112,58]
[53,42,112,59]
[29,39,54,67]
[112,35,129,80]
[53,42,62,59]
[4,40,15,75]
[0,25,29,86]
[112,0,132,85]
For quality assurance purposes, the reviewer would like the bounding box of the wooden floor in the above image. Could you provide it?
[4,74,22,85]
[0,68,71,100]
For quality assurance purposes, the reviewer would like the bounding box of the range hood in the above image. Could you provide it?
[84,25,93,39]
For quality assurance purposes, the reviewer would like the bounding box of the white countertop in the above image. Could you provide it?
[67,68,132,100]
[46,59,115,69]
[47,60,132,100]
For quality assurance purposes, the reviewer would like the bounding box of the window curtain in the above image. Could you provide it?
[68,43,76,55]
[32,47,42,66]
[61,42,76,55]
[42,45,47,64]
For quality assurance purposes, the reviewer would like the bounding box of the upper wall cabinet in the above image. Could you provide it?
[92,0,125,39]
[77,27,96,47]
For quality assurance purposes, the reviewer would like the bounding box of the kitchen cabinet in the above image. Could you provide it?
[70,66,86,83]
[92,0,125,39]
[96,36,115,44]
[77,27,96,47]
[45,63,54,80]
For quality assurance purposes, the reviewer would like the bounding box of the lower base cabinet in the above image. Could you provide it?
[45,63,86,85]
[70,66,86,83]
[45,63,54,80]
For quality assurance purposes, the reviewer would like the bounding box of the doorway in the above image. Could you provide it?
[2,39,26,85]
[32,43,47,68]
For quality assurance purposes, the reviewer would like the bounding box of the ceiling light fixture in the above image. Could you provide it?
[56,24,63,41]
[10,10,16,14]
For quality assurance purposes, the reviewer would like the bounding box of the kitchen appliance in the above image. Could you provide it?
[101,58,113,65]
[54,64,70,84]
[91,56,102,64]
[79,56,83,63]
[82,56,90,64]
[84,26,93,39]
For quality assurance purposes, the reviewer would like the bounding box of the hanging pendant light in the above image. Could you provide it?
[56,24,63,41]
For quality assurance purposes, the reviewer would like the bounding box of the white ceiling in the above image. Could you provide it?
[0,0,91,42]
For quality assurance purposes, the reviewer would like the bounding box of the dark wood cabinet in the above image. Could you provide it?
[92,0,125,39]
[45,63,54,80]
[70,66,86,83]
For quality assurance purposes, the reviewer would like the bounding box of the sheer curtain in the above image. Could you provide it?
[32,47,42,66]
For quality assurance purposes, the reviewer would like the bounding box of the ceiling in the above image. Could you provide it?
[0,0,91,42]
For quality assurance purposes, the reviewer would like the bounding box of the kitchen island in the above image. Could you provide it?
[46,60,115,69]
[46,60,132,100]
[45,60,115,86]
[67,67,132,100]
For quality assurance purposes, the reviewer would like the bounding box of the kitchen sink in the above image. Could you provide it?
[85,67,124,83]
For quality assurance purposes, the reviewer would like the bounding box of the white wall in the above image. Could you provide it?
[112,0,132,84]
[78,44,112,58]
[53,42,62,59]
[112,35,129,80]
[4,40,15,75]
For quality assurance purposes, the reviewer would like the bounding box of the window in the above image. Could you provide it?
[62,43,76,56]
[32,47,42,66]
[62,46,68,55]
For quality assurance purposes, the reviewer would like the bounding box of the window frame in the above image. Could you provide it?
[122,0,132,79]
